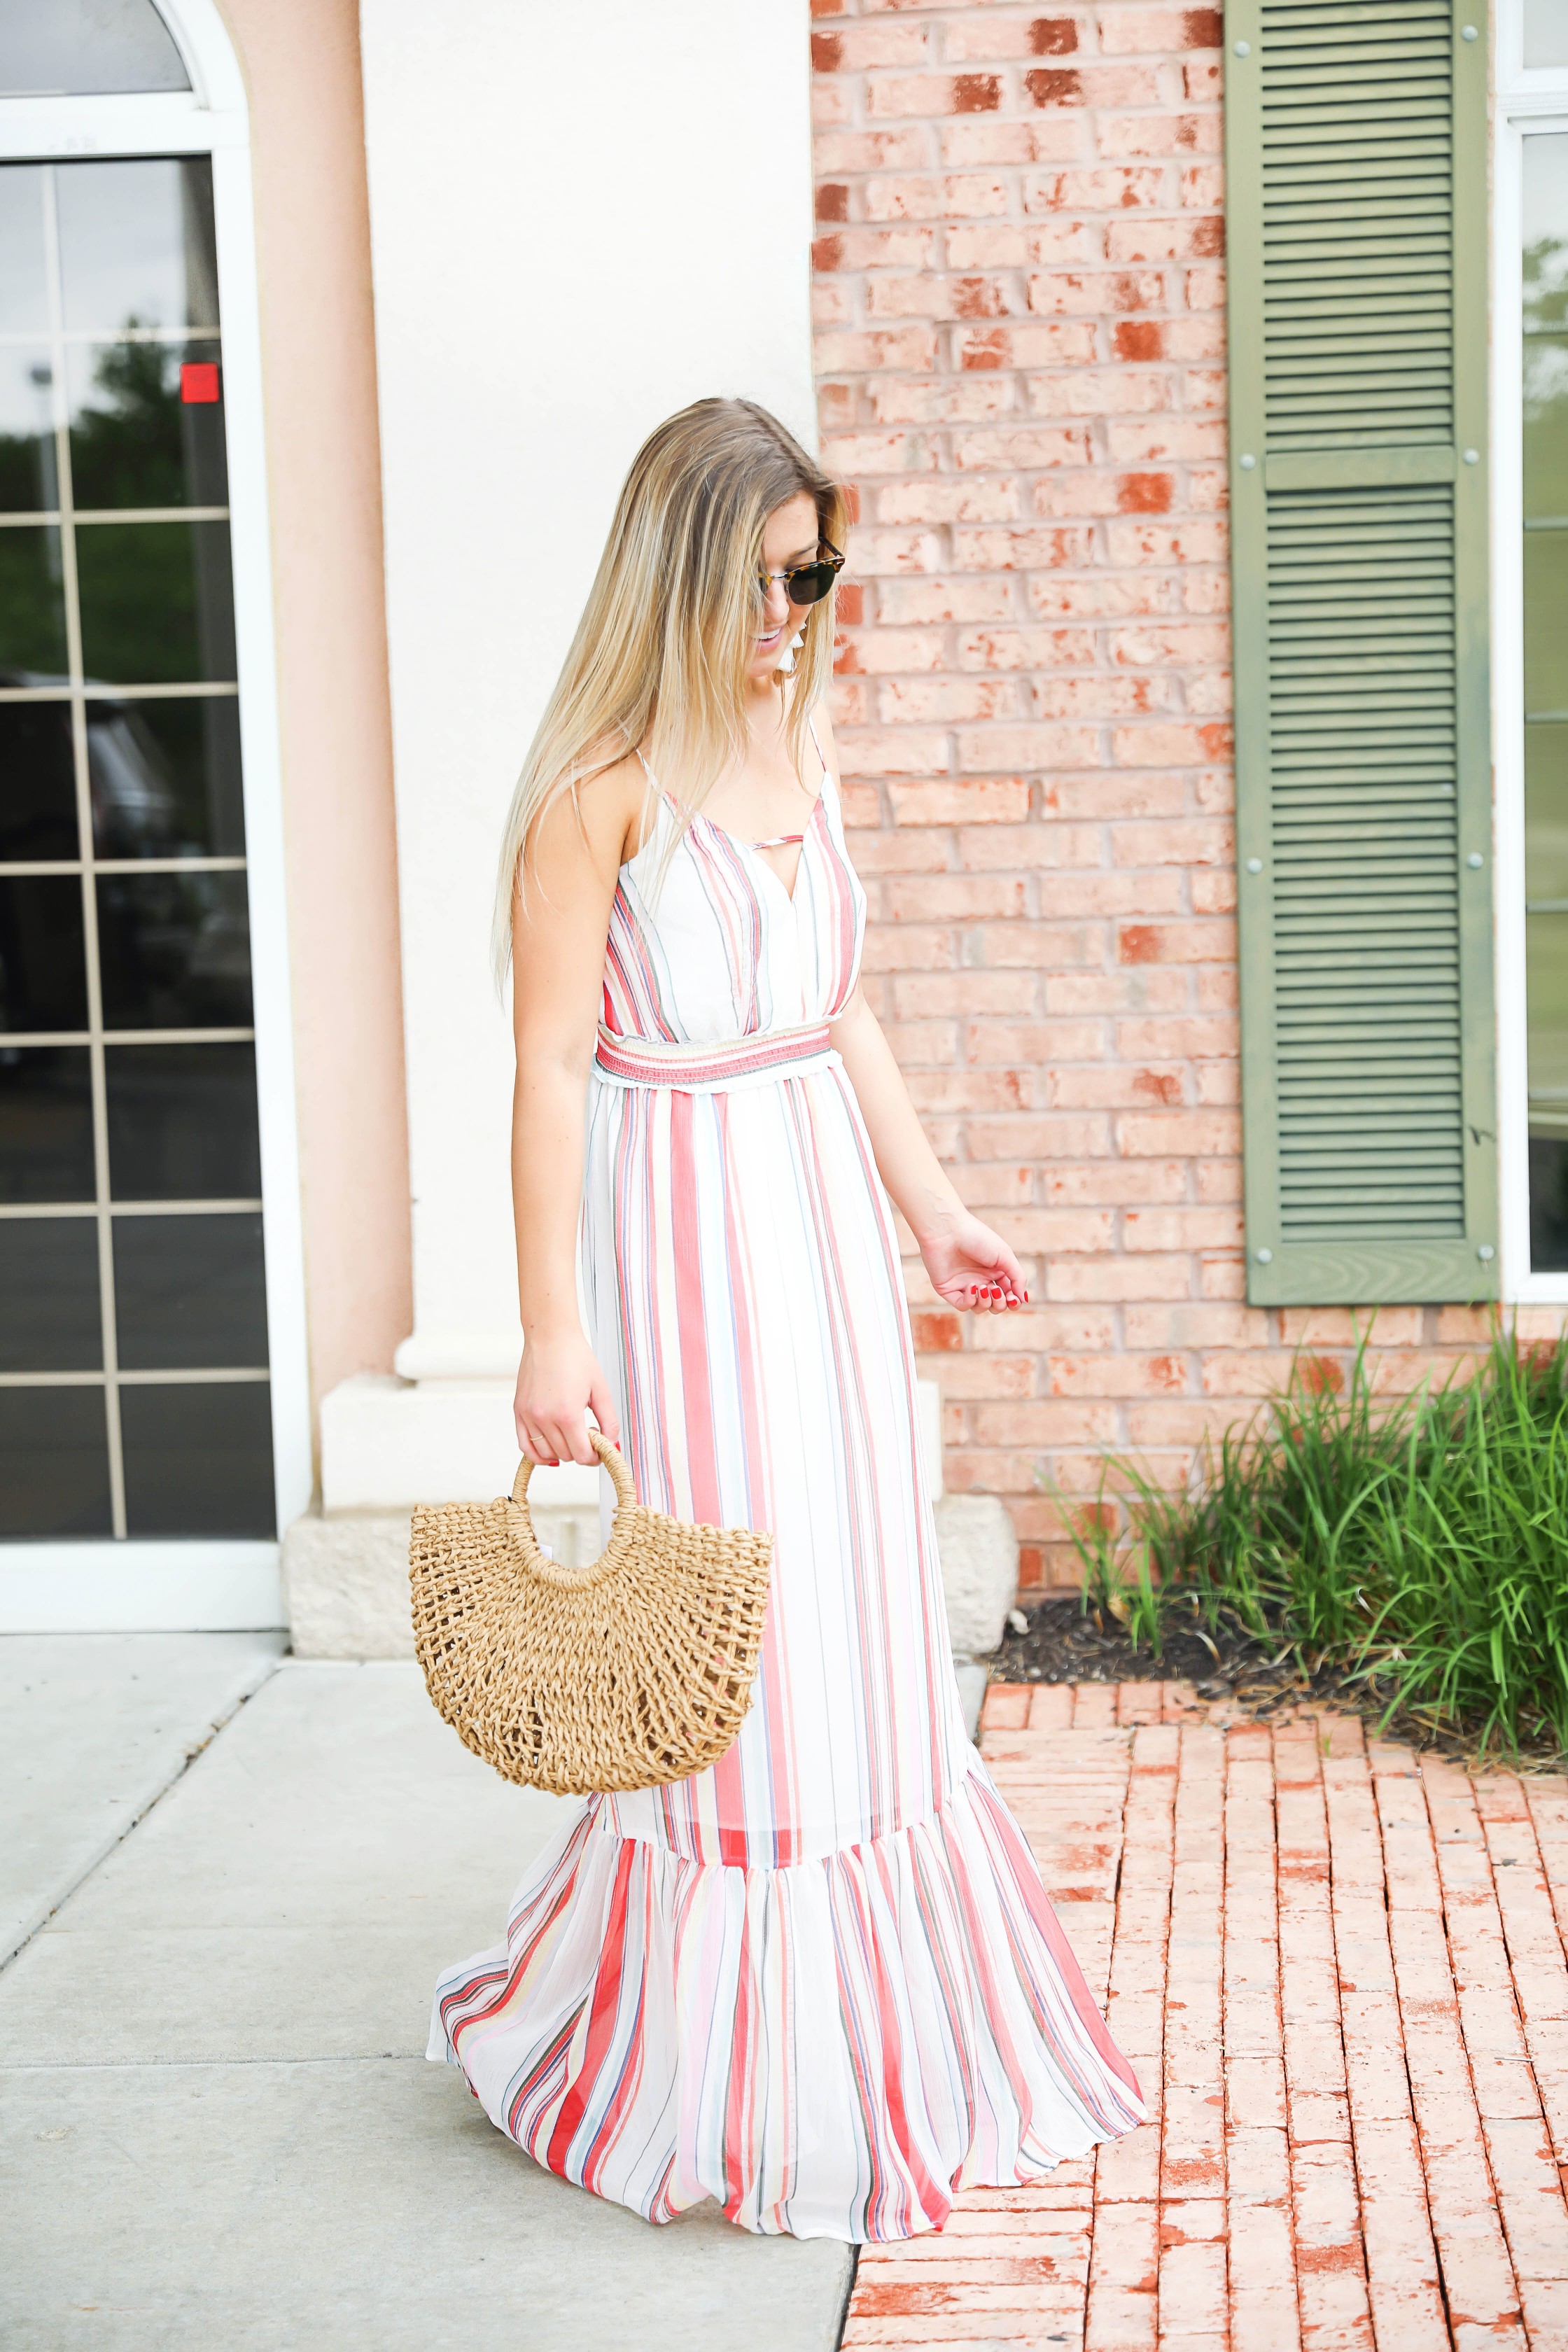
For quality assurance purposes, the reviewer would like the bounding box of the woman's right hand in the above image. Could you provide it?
[514,1330,621,1468]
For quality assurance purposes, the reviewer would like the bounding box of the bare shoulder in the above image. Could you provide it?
[529,741,648,876]
[578,743,650,862]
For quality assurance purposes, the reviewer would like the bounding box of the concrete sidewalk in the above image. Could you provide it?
[0,1644,853,2352]
[1,1632,286,1968]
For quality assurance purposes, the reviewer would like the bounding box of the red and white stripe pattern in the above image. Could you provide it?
[430,728,1143,2236]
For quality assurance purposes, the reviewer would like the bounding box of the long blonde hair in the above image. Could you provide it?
[492,396,848,981]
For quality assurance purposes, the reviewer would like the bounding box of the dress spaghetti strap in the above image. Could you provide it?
[806,708,831,790]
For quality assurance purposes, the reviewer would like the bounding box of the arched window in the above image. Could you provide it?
[0,1,190,97]
[0,1,305,1622]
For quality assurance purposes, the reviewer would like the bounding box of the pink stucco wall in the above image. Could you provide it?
[219,0,412,1448]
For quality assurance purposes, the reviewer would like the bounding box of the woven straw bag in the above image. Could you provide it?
[408,1429,773,1795]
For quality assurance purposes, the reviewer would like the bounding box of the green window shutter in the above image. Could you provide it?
[1225,0,1497,1306]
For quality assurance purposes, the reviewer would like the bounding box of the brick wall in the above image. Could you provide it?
[808,0,1554,1589]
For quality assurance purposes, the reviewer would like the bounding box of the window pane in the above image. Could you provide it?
[1527,0,1568,68]
[1527,904,1568,1269]
[77,518,237,685]
[1532,1136,1568,1269]
[0,1,190,97]
[0,1217,101,1370]
[1525,532,1568,716]
[97,871,251,1028]
[1527,138,1568,320]
[113,1211,267,1369]
[121,1382,274,1538]
[0,167,48,334]
[106,1044,260,1200]
[0,524,68,674]
[57,158,216,336]
[1529,909,1568,1089]
[1526,136,1568,1269]
[1525,337,1568,521]
[0,877,88,1031]
[1527,724,1568,906]
[0,344,59,514]
[69,340,228,512]
[0,1387,111,1539]
[89,696,244,860]
[0,703,78,860]
[0,1045,94,1202]
[1525,139,1568,552]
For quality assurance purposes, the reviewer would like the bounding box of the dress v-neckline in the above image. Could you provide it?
[634,724,831,909]
[636,759,827,909]
[689,790,825,907]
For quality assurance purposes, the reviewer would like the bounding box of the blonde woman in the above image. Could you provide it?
[429,399,1142,2239]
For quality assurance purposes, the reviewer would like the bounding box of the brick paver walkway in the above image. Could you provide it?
[844,1681,1568,2351]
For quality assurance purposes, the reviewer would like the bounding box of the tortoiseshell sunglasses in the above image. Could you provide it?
[756,538,845,608]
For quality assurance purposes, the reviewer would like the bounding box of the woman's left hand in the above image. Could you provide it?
[918,1210,1028,1312]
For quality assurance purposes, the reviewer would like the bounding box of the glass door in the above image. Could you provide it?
[0,154,274,1539]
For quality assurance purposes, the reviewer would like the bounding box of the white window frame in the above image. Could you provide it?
[1494,5,1568,1303]
[0,0,307,1629]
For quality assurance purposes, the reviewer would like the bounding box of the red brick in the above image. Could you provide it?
[1043,1162,1189,1207]
[816,128,932,174]
[895,970,1039,1017]
[863,173,1011,222]
[941,120,1055,169]
[880,676,1021,727]
[1098,110,1223,160]
[813,225,938,271]
[876,575,1016,623]
[958,623,1099,671]
[1095,7,1214,52]
[1046,1256,1192,1303]
[1048,1352,1189,1398]
[815,326,940,373]
[950,424,1091,470]
[1117,922,1236,967]
[866,74,1005,119]
[834,625,946,676]
[888,778,1032,825]
[865,274,1018,328]
[820,429,935,476]
[958,720,1100,771]
[836,726,951,776]
[817,22,931,71]
[956,320,1098,368]
[1106,212,1225,263]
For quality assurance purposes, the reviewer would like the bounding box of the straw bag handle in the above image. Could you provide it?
[505,1428,636,1589]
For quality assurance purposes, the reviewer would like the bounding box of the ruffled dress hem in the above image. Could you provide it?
[428,1754,1143,2244]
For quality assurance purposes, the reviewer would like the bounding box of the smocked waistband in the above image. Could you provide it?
[593,1021,836,1092]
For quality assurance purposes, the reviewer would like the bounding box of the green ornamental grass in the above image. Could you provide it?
[1067,1323,1568,1755]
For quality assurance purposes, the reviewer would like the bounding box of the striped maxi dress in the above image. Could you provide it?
[428,723,1144,2241]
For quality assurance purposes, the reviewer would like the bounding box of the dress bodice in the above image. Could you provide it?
[600,744,865,1047]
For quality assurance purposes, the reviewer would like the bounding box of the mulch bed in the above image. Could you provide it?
[990,1592,1567,1772]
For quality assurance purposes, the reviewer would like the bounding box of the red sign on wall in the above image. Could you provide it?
[180,361,220,404]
